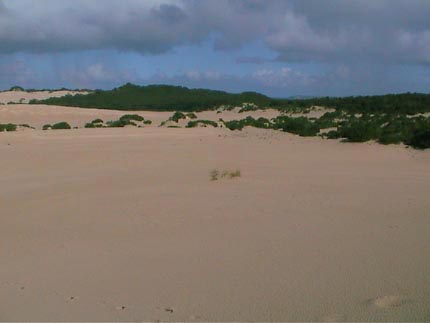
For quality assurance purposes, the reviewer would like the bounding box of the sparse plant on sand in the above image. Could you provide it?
[210,169,241,181]
[210,169,220,181]
[228,169,241,178]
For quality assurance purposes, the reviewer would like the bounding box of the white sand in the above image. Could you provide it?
[0,90,90,104]
[0,100,430,321]
[1,127,429,321]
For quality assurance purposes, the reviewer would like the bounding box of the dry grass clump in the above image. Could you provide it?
[210,169,241,181]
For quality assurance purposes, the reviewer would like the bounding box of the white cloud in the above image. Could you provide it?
[0,0,429,65]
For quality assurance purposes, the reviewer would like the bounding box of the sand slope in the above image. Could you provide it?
[0,90,90,104]
[0,103,283,129]
[1,125,430,321]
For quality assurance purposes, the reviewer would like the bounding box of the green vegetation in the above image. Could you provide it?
[272,116,320,136]
[219,112,430,149]
[170,111,186,122]
[84,114,151,128]
[22,82,430,149]
[186,120,218,128]
[9,86,24,91]
[105,119,136,128]
[270,92,430,115]
[210,169,220,181]
[210,169,241,181]
[51,122,72,130]
[223,116,272,131]
[407,129,430,149]
[119,114,144,122]
[30,83,271,111]
[42,124,51,130]
[0,123,17,132]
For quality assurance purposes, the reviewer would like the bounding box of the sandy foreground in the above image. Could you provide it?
[1,103,430,321]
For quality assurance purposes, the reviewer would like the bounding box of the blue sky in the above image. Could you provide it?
[1,0,430,97]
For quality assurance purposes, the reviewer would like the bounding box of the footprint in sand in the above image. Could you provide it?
[373,295,406,308]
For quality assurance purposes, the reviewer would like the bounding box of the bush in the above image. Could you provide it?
[186,112,197,119]
[51,122,72,130]
[42,124,52,130]
[210,169,219,181]
[324,130,342,139]
[337,119,381,142]
[91,118,104,124]
[0,123,17,132]
[272,116,320,136]
[170,111,186,122]
[210,169,241,181]
[106,119,136,127]
[143,120,152,125]
[223,116,271,131]
[407,129,430,149]
[119,114,144,122]
[186,119,218,128]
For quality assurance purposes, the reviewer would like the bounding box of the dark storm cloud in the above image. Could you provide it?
[1,0,430,65]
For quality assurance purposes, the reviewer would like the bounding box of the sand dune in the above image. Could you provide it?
[0,103,284,129]
[0,90,90,104]
[1,118,430,321]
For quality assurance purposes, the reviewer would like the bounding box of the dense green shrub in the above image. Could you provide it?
[170,111,186,122]
[272,116,320,136]
[0,123,17,132]
[51,122,72,130]
[186,120,218,128]
[119,114,144,122]
[30,83,270,111]
[106,119,136,127]
[186,112,197,119]
[407,129,430,149]
[143,120,152,125]
[223,116,271,130]
[42,124,51,130]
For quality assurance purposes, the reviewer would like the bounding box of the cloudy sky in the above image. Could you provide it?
[1,0,430,97]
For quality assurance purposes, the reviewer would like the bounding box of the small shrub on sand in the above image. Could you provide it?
[51,122,72,130]
[210,169,220,181]
[210,169,241,181]
[106,119,136,127]
[0,123,17,132]
[170,111,186,122]
[186,120,218,128]
[229,170,241,178]
[143,120,152,125]
[42,124,52,130]
[120,114,144,122]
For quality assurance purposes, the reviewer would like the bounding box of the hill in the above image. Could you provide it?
[29,83,430,115]
[30,83,271,111]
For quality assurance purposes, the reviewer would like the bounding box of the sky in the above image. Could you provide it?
[1,0,430,97]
